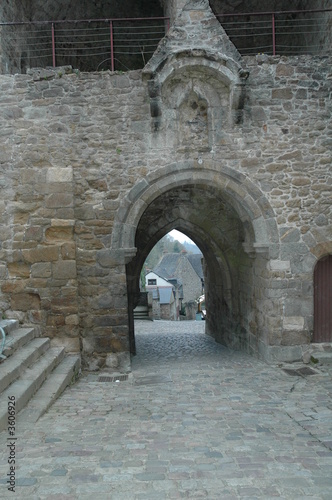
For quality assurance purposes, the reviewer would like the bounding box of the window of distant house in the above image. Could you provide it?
[148,279,157,285]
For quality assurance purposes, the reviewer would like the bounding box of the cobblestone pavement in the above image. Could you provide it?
[1,320,332,499]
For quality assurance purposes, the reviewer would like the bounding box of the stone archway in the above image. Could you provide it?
[111,160,279,360]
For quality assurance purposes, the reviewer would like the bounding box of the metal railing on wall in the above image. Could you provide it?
[217,8,332,56]
[0,17,170,72]
[0,8,331,73]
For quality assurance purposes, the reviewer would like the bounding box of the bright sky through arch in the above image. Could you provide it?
[168,230,195,244]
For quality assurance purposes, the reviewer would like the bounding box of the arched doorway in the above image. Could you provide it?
[126,184,247,355]
[313,255,332,342]
[111,161,278,360]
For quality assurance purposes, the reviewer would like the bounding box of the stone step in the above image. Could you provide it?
[306,344,332,367]
[134,306,150,319]
[2,326,40,359]
[0,319,19,335]
[315,353,332,365]
[0,337,50,393]
[0,347,65,433]
[17,355,81,425]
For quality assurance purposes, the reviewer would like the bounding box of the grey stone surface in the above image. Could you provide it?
[0,320,331,499]
[0,0,331,369]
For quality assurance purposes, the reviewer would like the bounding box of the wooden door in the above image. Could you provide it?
[313,255,332,342]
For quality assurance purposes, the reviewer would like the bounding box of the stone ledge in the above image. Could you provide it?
[26,66,74,81]
[258,341,304,364]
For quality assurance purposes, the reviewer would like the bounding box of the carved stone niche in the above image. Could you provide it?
[178,89,209,151]
[143,49,249,148]
[142,0,249,147]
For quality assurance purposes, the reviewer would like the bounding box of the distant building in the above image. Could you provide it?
[152,252,204,319]
[145,271,182,320]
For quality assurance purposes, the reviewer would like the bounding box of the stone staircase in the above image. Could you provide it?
[0,319,80,432]
[133,305,150,320]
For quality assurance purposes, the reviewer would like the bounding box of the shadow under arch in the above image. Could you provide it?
[129,220,235,356]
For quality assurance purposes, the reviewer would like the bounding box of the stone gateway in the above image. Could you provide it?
[0,0,331,372]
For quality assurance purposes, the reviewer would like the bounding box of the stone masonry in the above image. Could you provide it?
[0,0,331,371]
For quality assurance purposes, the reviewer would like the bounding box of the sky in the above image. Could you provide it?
[168,229,194,244]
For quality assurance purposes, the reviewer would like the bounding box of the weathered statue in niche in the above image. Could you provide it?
[178,91,209,151]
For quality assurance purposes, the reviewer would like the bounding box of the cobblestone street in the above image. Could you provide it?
[1,320,332,499]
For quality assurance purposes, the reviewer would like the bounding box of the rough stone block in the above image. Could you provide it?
[272,88,293,99]
[291,176,311,187]
[24,226,43,242]
[23,246,59,263]
[65,314,79,326]
[284,298,312,317]
[276,63,294,77]
[52,260,77,279]
[45,193,73,208]
[82,338,94,355]
[45,226,74,241]
[51,219,75,227]
[11,293,40,311]
[280,227,301,243]
[105,353,119,369]
[7,262,30,278]
[269,260,291,271]
[31,262,52,278]
[47,314,66,327]
[284,316,304,330]
[96,250,118,268]
[74,206,96,220]
[98,294,127,309]
[51,336,80,353]
[261,343,303,363]
[61,243,76,260]
[47,167,73,183]
[281,330,310,345]
[51,298,78,315]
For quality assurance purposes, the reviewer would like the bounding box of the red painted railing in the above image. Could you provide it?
[0,17,170,72]
[0,9,331,73]
[216,8,332,56]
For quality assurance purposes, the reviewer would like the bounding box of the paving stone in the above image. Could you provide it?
[0,320,332,498]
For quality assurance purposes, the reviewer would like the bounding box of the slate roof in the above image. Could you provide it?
[159,287,174,304]
[153,253,179,279]
[153,252,203,280]
[149,283,176,303]
[186,254,204,279]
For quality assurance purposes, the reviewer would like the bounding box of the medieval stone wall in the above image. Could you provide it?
[1,0,331,369]
[0,67,149,358]
[1,51,331,365]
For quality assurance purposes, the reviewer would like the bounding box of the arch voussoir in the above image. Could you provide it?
[112,161,278,254]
